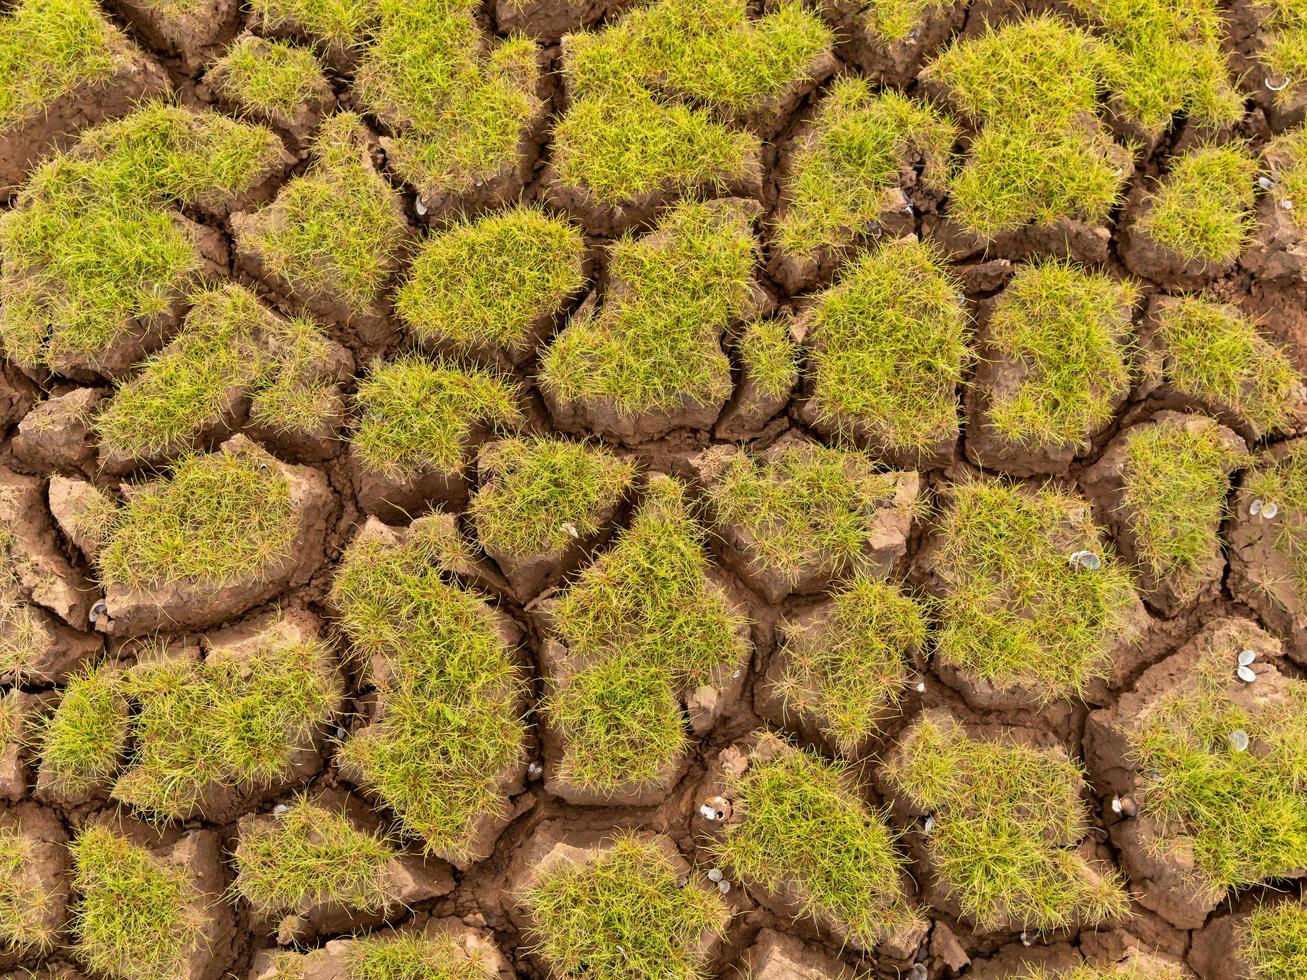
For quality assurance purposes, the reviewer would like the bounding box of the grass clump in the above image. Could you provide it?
[1117,415,1246,591]
[541,198,758,417]
[1239,902,1307,979]
[933,480,1138,698]
[234,797,395,915]
[208,35,328,117]
[0,824,59,954]
[545,477,748,792]
[775,78,955,261]
[1152,296,1305,436]
[805,237,970,455]
[1136,143,1259,264]
[236,113,406,317]
[739,317,800,401]
[37,661,128,797]
[704,441,909,586]
[520,833,728,980]
[1022,959,1186,979]
[1255,0,1307,101]
[885,714,1130,932]
[70,825,202,980]
[711,736,920,947]
[248,0,375,49]
[983,260,1137,452]
[772,576,924,755]
[0,103,283,373]
[1244,441,1307,594]
[352,355,520,483]
[1129,632,1307,893]
[856,0,949,42]
[348,933,494,980]
[396,206,585,357]
[1267,125,1307,237]
[97,444,298,591]
[0,0,120,130]
[469,437,636,557]
[332,518,526,860]
[355,0,539,204]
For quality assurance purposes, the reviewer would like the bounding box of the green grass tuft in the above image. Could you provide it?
[0,824,59,954]
[983,260,1138,452]
[1266,125,1307,237]
[37,660,128,797]
[396,206,585,356]
[1137,143,1259,264]
[97,444,298,591]
[1239,901,1307,980]
[541,197,758,417]
[805,237,970,454]
[332,517,526,861]
[348,933,494,980]
[772,576,924,754]
[1244,441,1307,595]
[352,355,521,483]
[933,479,1138,698]
[70,825,202,980]
[856,0,949,42]
[738,317,801,401]
[711,735,920,947]
[775,78,955,261]
[885,714,1130,932]
[248,0,375,48]
[521,833,728,980]
[208,35,328,117]
[233,796,396,915]
[1021,959,1186,979]
[237,113,406,316]
[1256,0,1307,102]
[0,0,120,130]
[469,437,636,557]
[1153,296,1305,437]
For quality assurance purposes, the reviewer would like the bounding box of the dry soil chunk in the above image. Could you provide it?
[0,468,95,628]
[248,918,510,978]
[13,388,104,475]
[739,928,851,979]
[115,0,238,71]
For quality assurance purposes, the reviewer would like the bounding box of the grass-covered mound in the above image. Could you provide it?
[332,516,527,863]
[922,15,1131,246]
[541,197,761,442]
[356,0,543,216]
[1084,412,1246,614]
[248,0,376,62]
[763,576,924,755]
[0,810,68,957]
[1145,296,1306,438]
[36,660,128,803]
[351,355,520,517]
[259,926,508,979]
[1238,901,1307,979]
[0,103,285,379]
[707,734,921,950]
[469,437,636,598]
[929,479,1140,703]
[967,260,1138,474]
[549,0,833,227]
[769,77,955,290]
[1021,952,1187,979]
[542,475,748,800]
[396,206,586,363]
[231,113,408,345]
[206,35,332,143]
[884,711,1130,933]
[800,237,970,464]
[95,283,349,468]
[1254,0,1307,111]
[517,832,728,980]
[826,0,962,85]
[693,437,920,603]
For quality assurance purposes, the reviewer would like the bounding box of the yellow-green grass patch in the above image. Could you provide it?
[1136,143,1259,264]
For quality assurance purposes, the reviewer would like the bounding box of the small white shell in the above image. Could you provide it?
[1263,502,1280,520]
[717,880,731,894]
[1069,550,1101,571]
[1229,729,1250,752]
[562,522,579,539]
[1237,664,1257,684]
[1021,931,1032,947]
[923,814,936,835]
[1238,649,1257,667]
[1251,498,1264,516]
[1259,175,1276,190]
[527,760,544,780]
[273,804,289,815]
[1111,796,1123,814]
[1282,199,1296,211]
[414,197,428,216]
[1266,76,1292,92]
[707,868,723,882]
[916,682,926,693]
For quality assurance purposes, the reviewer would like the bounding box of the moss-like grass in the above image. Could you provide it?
[1153,296,1304,437]
[233,797,396,915]
[1244,441,1307,594]
[97,444,298,591]
[1129,631,1307,893]
[774,78,955,262]
[0,0,121,131]
[352,355,520,483]
[237,113,406,316]
[545,477,747,792]
[95,284,341,461]
[0,824,58,954]
[933,480,1138,698]
[355,0,538,203]
[1136,143,1259,264]
[1117,415,1246,589]
[855,0,949,43]
[396,206,585,357]
[520,834,728,980]
[1069,0,1243,138]
[70,825,202,980]
[37,661,128,797]
[1267,125,1307,237]
[739,317,801,401]
[348,933,494,980]
[705,440,909,586]
[1239,901,1307,980]
[331,518,526,861]
[541,198,758,417]
[805,237,970,454]
[983,260,1137,452]
[885,714,1130,932]
[208,35,328,118]
[1,103,283,373]
[711,736,919,947]
[772,576,924,754]
[1256,0,1307,101]
[469,437,636,557]
[248,0,375,49]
